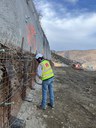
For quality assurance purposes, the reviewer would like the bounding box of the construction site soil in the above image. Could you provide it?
[19,66,96,128]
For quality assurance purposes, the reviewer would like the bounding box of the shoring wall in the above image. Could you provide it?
[0,0,51,127]
[0,0,51,59]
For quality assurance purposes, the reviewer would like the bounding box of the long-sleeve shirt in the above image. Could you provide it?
[37,64,42,77]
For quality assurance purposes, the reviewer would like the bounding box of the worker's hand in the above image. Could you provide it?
[34,75,42,85]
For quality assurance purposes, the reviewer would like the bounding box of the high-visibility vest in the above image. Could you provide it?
[40,60,54,81]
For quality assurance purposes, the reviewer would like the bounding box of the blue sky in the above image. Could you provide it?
[34,0,96,51]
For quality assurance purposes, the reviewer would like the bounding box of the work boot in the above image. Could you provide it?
[37,105,46,110]
[47,103,54,109]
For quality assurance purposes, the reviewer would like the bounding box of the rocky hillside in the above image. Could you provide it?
[51,52,74,65]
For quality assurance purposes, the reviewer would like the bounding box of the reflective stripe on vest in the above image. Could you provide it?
[40,60,54,80]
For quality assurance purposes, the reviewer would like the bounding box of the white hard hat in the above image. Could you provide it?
[35,53,43,59]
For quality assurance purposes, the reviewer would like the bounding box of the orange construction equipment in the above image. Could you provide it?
[72,63,82,70]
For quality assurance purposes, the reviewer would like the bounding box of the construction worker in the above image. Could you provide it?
[35,53,54,110]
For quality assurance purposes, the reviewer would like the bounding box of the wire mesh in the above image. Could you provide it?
[0,44,37,128]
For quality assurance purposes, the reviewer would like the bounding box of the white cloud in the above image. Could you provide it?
[34,0,96,50]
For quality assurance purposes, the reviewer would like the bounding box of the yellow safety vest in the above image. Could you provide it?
[40,60,54,81]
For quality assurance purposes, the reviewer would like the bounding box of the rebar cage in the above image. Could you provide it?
[0,44,37,128]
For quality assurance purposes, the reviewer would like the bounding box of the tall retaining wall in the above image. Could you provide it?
[0,0,51,127]
[0,0,51,59]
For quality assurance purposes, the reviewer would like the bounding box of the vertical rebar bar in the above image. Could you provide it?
[21,37,24,53]
[22,56,28,100]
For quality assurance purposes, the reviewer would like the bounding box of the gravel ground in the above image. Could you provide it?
[17,83,46,128]
[18,66,96,128]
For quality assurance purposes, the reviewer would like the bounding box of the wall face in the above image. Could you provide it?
[0,0,51,59]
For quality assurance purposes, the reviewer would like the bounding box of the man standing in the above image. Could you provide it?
[35,53,54,110]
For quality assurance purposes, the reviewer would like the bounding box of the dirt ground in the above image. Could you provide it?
[18,66,96,128]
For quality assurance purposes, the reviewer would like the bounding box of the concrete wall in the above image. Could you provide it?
[0,0,51,59]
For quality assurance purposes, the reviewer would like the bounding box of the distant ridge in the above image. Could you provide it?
[56,50,96,63]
